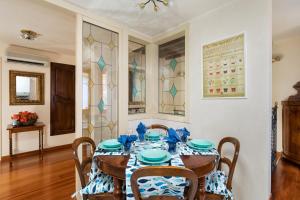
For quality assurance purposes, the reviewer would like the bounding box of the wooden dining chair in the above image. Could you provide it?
[147,124,169,134]
[205,137,240,200]
[131,166,199,200]
[72,137,114,200]
[147,124,168,131]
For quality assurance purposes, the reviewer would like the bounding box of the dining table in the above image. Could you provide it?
[93,141,218,200]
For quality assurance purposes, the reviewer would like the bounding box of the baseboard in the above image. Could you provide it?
[0,143,72,162]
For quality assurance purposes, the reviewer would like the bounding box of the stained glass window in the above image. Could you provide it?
[82,21,119,143]
[158,36,185,116]
[128,40,146,114]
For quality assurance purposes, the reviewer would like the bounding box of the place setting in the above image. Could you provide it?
[187,139,215,151]
[136,149,172,165]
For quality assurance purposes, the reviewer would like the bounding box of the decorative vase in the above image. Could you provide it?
[21,119,37,126]
[12,120,20,127]
[11,111,38,127]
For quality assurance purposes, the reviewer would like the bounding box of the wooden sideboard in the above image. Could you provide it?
[282,82,300,165]
[6,122,45,163]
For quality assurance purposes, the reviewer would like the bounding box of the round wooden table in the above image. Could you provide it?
[95,154,217,200]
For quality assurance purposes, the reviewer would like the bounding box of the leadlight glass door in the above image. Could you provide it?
[82,22,119,144]
[128,40,146,114]
[159,36,185,116]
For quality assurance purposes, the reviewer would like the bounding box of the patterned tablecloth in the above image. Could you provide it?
[91,141,219,200]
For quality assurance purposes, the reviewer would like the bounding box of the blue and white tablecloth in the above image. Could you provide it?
[90,141,221,200]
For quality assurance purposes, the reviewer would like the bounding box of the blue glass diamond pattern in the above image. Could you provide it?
[132,86,138,97]
[98,98,105,113]
[169,58,177,71]
[132,59,138,72]
[170,83,177,98]
[97,56,106,71]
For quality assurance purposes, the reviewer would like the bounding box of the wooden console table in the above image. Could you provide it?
[6,122,45,161]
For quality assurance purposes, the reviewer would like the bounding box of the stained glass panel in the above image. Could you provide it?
[128,40,146,114]
[82,21,119,143]
[159,36,185,116]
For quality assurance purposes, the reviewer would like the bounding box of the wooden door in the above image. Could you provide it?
[51,62,75,136]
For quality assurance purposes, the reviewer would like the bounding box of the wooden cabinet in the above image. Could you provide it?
[282,82,300,165]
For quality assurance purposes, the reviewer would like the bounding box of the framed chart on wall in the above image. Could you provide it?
[203,33,245,98]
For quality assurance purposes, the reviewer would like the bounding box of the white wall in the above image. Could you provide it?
[1,46,76,156]
[187,0,272,199]
[272,36,300,151]
[130,1,272,199]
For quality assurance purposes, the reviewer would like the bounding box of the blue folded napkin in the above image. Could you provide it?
[136,122,147,141]
[166,128,180,153]
[166,128,181,143]
[177,127,190,142]
[118,135,137,151]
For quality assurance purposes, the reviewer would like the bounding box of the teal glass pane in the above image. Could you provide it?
[170,83,177,98]
[132,59,138,72]
[97,56,106,71]
[98,98,105,113]
[132,86,138,97]
[169,58,177,71]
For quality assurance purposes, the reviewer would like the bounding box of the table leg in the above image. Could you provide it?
[198,177,206,200]
[39,130,41,153]
[9,131,13,164]
[113,177,123,200]
[40,129,44,159]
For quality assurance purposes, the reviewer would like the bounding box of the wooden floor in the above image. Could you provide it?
[0,148,75,200]
[271,157,300,200]
[1,148,299,200]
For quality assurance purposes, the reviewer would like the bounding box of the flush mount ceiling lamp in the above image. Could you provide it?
[139,0,169,12]
[20,29,41,41]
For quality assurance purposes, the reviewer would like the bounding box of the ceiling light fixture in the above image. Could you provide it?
[20,29,41,40]
[139,0,169,12]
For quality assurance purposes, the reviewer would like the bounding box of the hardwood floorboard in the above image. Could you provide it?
[271,157,300,200]
[0,148,75,200]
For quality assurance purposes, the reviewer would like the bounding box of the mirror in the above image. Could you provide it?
[9,70,44,105]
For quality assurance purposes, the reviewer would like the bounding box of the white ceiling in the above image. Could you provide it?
[273,0,300,41]
[0,0,75,55]
[0,0,299,55]
[64,0,234,36]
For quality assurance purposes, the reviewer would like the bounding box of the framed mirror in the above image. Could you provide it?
[9,70,45,105]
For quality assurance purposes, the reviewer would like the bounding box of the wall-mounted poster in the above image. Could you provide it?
[203,33,245,98]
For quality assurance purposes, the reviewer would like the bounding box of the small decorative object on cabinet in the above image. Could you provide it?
[11,111,38,127]
[282,81,300,165]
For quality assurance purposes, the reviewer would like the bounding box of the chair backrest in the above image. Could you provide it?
[217,137,240,190]
[131,166,198,200]
[72,137,96,188]
[147,124,168,133]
